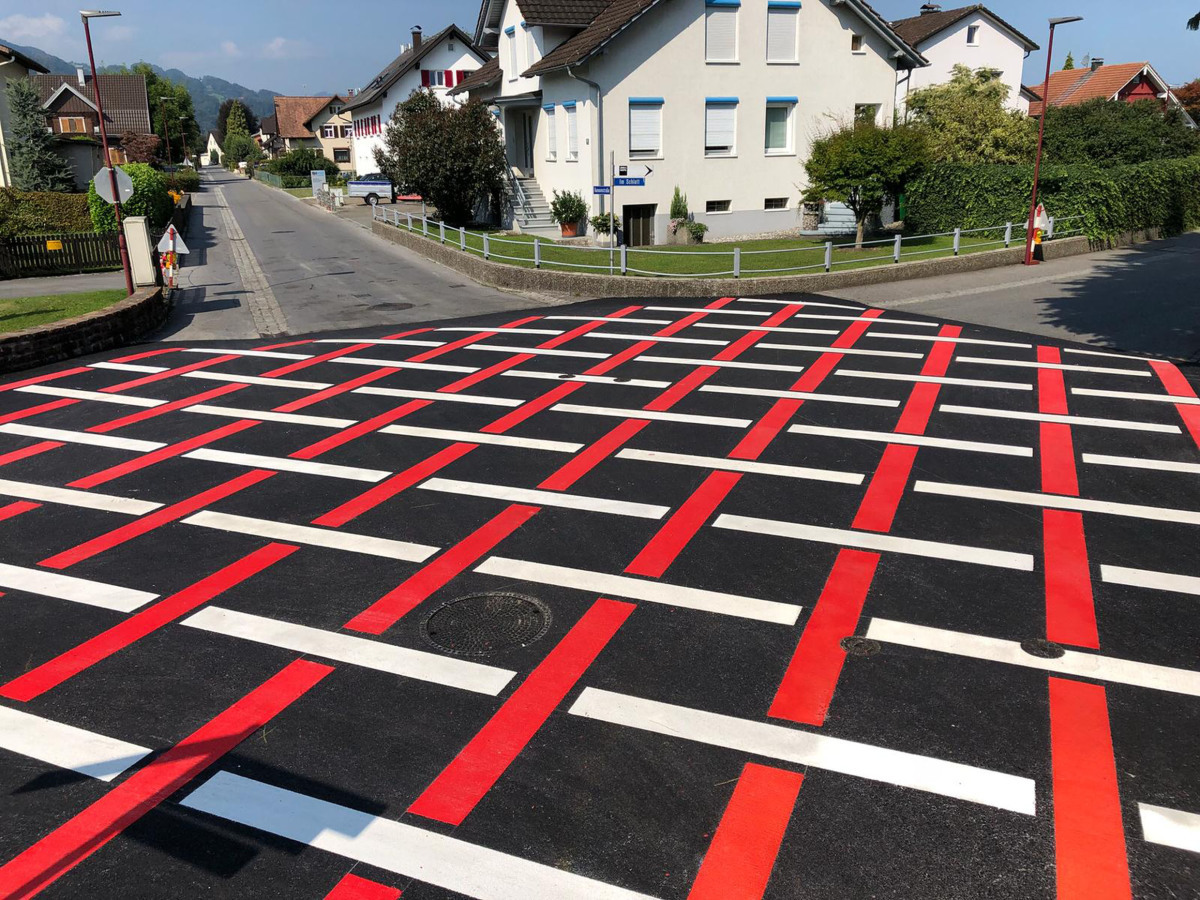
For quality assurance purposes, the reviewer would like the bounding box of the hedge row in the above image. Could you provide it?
[88,163,173,234]
[0,190,93,238]
[165,168,201,193]
[906,155,1200,239]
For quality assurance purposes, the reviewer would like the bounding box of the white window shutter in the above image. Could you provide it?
[509,33,518,75]
[567,106,578,156]
[767,8,798,62]
[705,104,736,150]
[705,8,737,61]
[547,108,557,156]
[629,105,660,154]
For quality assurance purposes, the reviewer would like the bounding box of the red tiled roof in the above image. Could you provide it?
[1027,62,1148,116]
[273,96,339,138]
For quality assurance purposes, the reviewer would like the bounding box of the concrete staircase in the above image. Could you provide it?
[509,175,560,237]
[817,201,858,236]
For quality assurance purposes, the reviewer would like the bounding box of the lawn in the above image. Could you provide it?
[0,289,128,334]
[285,187,314,198]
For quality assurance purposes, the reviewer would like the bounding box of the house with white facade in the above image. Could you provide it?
[0,44,50,188]
[344,25,488,176]
[890,4,1039,114]
[452,0,927,244]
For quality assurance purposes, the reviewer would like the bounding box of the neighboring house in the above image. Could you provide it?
[271,95,354,171]
[255,114,280,158]
[344,25,488,176]
[453,0,926,243]
[33,70,153,190]
[1028,59,1198,126]
[890,3,1039,114]
[0,43,50,188]
[201,130,220,166]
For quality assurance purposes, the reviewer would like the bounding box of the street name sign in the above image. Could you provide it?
[613,177,645,187]
[593,185,611,195]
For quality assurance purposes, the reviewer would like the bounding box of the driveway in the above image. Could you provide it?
[1,294,1198,898]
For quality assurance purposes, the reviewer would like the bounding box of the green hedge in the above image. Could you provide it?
[164,168,201,193]
[87,163,172,233]
[906,156,1200,239]
[281,175,311,188]
[0,190,93,237]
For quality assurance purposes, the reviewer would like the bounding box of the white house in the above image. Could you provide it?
[890,4,1039,114]
[201,130,220,166]
[0,44,50,187]
[344,25,488,176]
[453,0,927,243]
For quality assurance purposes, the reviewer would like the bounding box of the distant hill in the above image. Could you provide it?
[0,40,279,134]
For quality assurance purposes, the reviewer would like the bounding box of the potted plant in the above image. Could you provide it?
[667,186,703,244]
[550,189,587,237]
[590,211,618,244]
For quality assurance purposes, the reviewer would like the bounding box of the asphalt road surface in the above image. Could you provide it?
[0,295,1198,899]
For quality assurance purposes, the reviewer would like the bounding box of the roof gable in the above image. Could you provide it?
[32,73,151,134]
[0,43,50,73]
[344,24,486,113]
[1027,62,1152,116]
[273,96,338,138]
[890,5,1038,52]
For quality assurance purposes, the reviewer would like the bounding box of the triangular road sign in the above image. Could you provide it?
[156,227,189,254]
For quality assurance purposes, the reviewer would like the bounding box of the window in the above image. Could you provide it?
[506,26,517,79]
[766,3,799,63]
[58,116,86,133]
[966,24,979,44]
[704,99,737,156]
[322,125,336,138]
[850,33,864,52]
[448,41,455,51]
[764,100,794,154]
[544,105,557,159]
[705,0,739,62]
[629,98,663,158]
[330,104,342,114]
[854,103,879,124]
[341,125,353,138]
[706,200,731,213]
[525,24,537,65]
[565,102,578,159]
[765,197,788,210]
[334,148,351,163]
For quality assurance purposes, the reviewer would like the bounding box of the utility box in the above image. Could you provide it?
[122,216,157,287]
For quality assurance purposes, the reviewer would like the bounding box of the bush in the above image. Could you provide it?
[0,189,93,237]
[685,221,709,242]
[164,168,200,193]
[669,187,689,220]
[590,212,617,234]
[87,162,172,233]
[280,175,312,188]
[222,133,262,165]
[550,190,587,226]
[263,147,339,180]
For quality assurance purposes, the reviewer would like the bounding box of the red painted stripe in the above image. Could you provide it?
[768,549,880,726]
[344,505,538,635]
[68,421,257,489]
[379,326,436,341]
[1048,677,1132,900]
[1037,347,1069,414]
[0,501,40,522]
[624,470,741,578]
[289,400,430,460]
[255,339,315,351]
[893,382,941,436]
[643,366,719,412]
[39,470,274,570]
[276,367,397,412]
[0,658,331,900]
[540,306,641,349]
[1177,406,1200,452]
[261,344,375,378]
[439,355,535,393]
[833,309,883,345]
[1044,509,1097,649]
[687,762,803,900]
[1149,360,1200,450]
[584,340,660,377]
[406,332,500,363]
[313,443,475,527]
[407,597,634,825]
[0,399,78,425]
[538,419,648,492]
[0,441,63,467]
[851,444,917,533]
[108,348,182,363]
[1040,422,1079,496]
[480,381,582,435]
[324,873,401,900]
[1,543,296,702]
[0,367,89,393]
[99,355,239,393]
[88,383,246,433]
[730,398,804,461]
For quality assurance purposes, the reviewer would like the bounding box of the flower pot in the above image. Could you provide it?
[559,221,579,237]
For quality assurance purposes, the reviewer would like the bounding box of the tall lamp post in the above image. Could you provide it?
[1024,15,1083,266]
[178,115,189,165]
[158,96,173,163]
[81,9,133,295]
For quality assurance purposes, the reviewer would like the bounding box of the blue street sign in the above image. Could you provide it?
[593,185,611,195]
[613,177,645,187]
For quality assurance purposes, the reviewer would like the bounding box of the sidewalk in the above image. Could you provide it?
[0,270,125,299]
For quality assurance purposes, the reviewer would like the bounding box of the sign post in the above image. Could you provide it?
[310,169,327,199]
[155,224,190,293]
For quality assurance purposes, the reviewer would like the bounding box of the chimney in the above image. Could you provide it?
[411,26,422,49]
[1091,56,1104,71]
[76,66,86,86]
[919,3,942,14]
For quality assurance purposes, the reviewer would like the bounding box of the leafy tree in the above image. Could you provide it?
[803,122,929,248]
[1062,52,1075,70]
[1176,79,1200,122]
[120,130,161,164]
[221,133,262,166]
[906,65,1035,165]
[1042,98,1200,165]
[263,146,339,180]
[105,63,199,164]
[375,91,507,226]
[216,99,259,145]
[225,102,249,139]
[7,77,75,192]
[87,162,171,232]
[1188,11,1198,29]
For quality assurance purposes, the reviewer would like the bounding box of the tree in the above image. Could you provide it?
[263,146,339,180]
[7,77,75,192]
[106,63,199,164]
[1177,79,1200,122]
[1042,98,1200,165]
[803,122,929,248]
[906,65,1036,165]
[1188,11,1199,30]
[375,91,507,226]
[225,101,249,138]
[1062,51,1076,70]
[120,130,161,164]
[216,99,259,146]
[221,133,262,166]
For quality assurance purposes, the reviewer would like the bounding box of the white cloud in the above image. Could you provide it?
[105,24,135,42]
[262,36,310,60]
[0,13,66,43]
[221,40,242,57]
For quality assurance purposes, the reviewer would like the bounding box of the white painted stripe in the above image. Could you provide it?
[835,368,1033,391]
[16,385,164,407]
[551,403,751,429]
[332,356,478,374]
[184,449,390,483]
[793,314,939,328]
[1101,565,1200,597]
[353,386,521,407]
[758,342,925,360]
[0,478,162,515]
[546,315,672,325]
[0,423,165,452]
[1072,387,1200,405]
[182,511,438,562]
[315,338,446,347]
[616,447,865,485]
[467,343,609,360]
[1062,347,1153,364]
[183,405,356,428]
[939,404,1180,434]
[1139,804,1200,854]
[733,298,865,310]
[0,562,158,612]
[714,513,1033,571]
[502,370,671,389]
[1083,453,1200,475]
[700,384,899,408]
[90,361,169,373]
[692,322,840,336]
[913,480,1200,527]
[866,618,1200,698]
[182,771,658,900]
[183,348,311,360]
[381,424,582,453]
[787,423,1033,457]
[475,556,800,625]
[439,326,565,336]
[647,305,769,317]
[0,706,150,782]
[569,688,1035,815]
[419,477,668,519]
[956,356,1153,377]
[182,371,332,390]
[637,354,807,374]
[182,607,514,695]
[866,332,1031,348]
[585,332,730,347]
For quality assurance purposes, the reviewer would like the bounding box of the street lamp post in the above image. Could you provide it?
[81,9,133,295]
[1024,15,1083,266]
[158,96,172,163]
[178,115,189,165]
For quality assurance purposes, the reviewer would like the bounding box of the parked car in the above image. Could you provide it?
[347,174,397,205]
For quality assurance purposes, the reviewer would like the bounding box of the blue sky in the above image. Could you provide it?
[3,1,1198,94]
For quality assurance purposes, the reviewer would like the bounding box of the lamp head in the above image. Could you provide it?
[80,10,122,17]
[1049,16,1083,26]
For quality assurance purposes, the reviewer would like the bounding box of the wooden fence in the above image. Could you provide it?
[0,232,121,279]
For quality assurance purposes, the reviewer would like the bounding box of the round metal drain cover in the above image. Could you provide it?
[840,636,881,657]
[423,593,551,657]
[1020,638,1066,659]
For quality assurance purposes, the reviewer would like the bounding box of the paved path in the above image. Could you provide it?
[0,295,1198,899]
[826,232,1200,362]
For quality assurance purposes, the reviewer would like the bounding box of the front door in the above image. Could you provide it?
[623,204,656,247]
[520,112,535,173]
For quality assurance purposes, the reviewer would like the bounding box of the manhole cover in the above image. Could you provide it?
[1020,638,1066,659]
[840,636,881,657]
[422,593,551,657]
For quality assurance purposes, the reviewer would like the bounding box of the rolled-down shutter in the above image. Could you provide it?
[767,7,798,62]
[566,105,578,156]
[705,103,736,151]
[705,7,737,61]
[629,104,661,154]
[545,106,556,156]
